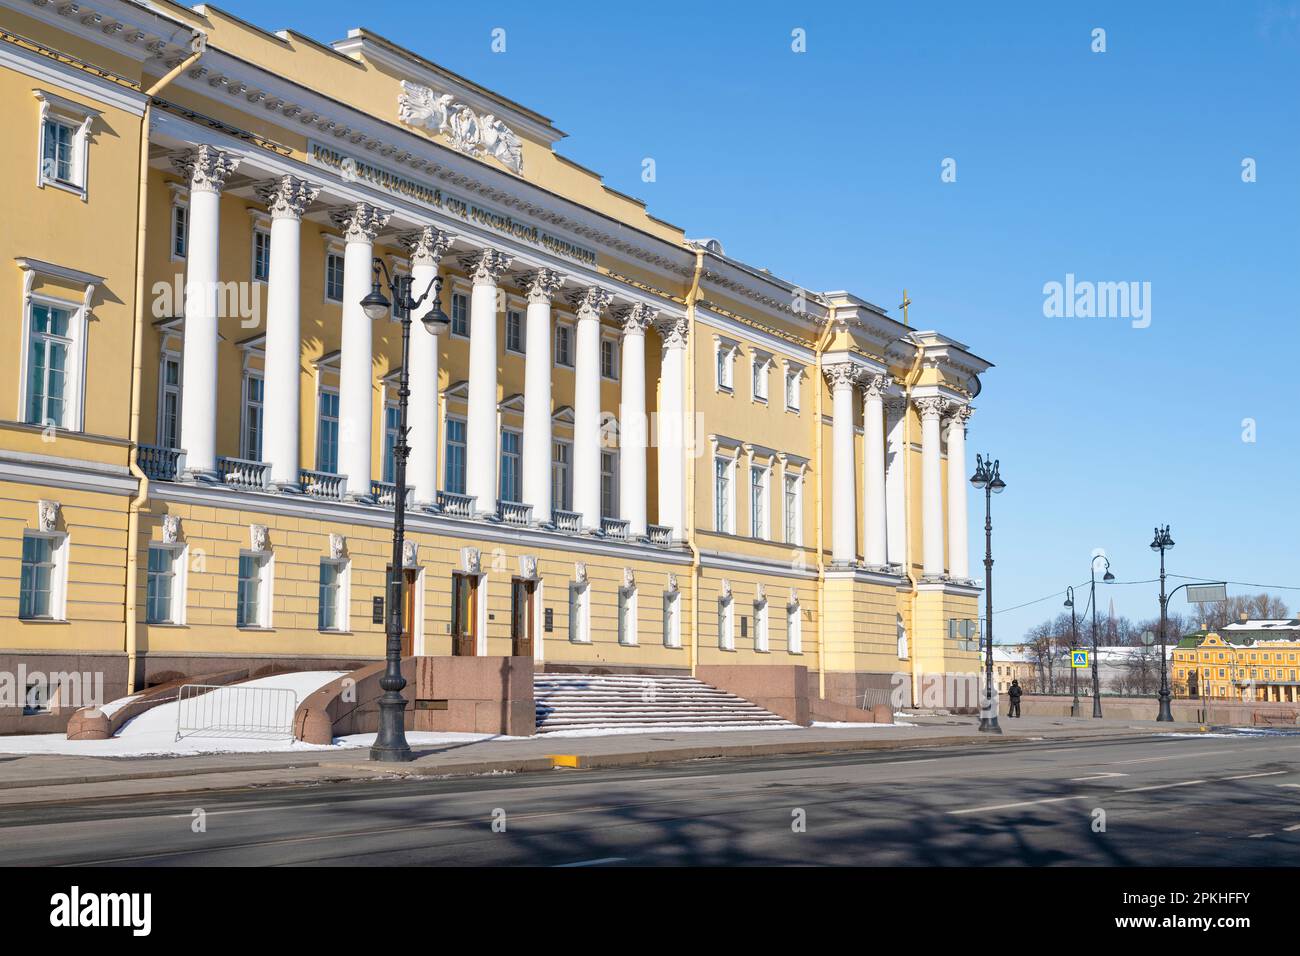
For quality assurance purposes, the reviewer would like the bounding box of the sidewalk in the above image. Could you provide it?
[0,714,1208,808]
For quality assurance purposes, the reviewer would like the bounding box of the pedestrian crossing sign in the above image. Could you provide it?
[1072,650,1089,668]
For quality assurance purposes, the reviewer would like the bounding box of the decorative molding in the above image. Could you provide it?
[570,285,613,319]
[162,514,182,545]
[622,567,636,590]
[755,582,767,605]
[915,396,948,421]
[521,268,565,304]
[400,226,454,267]
[614,301,658,336]
[397,81,524,175]
[574,561,588,585]
[249,523,269,552]
[461,249,513,284]
[402,539,419,568]
[37,499,60,533]
[719,578,732,601]
[519,554,538,580]
[656,315,689,349]
[788,586,799,607]
[171,145,240,195]
[329,201,392,244]
[860,373,893,401]
[254,175,320,221]
[461,546,481,574]
[328,532,346,559]
[822,361,859,390]
[666,572,679,594]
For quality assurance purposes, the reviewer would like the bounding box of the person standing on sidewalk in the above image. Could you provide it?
[1008,679,1023,718]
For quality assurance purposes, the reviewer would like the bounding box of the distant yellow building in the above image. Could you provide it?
[1172,623,1300,703]
[0,1,992,710]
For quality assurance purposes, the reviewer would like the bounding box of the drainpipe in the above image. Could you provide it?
[899,339,926,708]
[125,31,208,693]
[684,248,703,676]
[811,305,836,700]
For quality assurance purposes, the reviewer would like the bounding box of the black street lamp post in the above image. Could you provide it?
[1064,586,1080,717]
[1089,554,1114,718]
[1151,525,1176,722]
[969,453,1005,734]
[359,261,449,762]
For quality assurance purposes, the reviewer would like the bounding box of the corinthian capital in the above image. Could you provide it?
[521,268,565,304]
[172,145,240,194]
[949,403,974,425]
[615,302,659,336]
[255,175,321,220]
[822,361,859,390]
[570,286,613,320]
[860,373,894,401]
[656,315,689,348]
[330,202,391,244]
[401,227,454,267]
[460,249,513,284]
[915,396,947,421]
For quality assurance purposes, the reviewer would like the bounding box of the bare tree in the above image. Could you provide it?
[1201,593,1291,631]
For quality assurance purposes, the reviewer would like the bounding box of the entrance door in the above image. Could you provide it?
[401,568,418,657]
[511,578,535,658]
[451,572,478,656]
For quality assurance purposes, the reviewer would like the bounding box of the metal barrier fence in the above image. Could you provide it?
[174,684,298,741]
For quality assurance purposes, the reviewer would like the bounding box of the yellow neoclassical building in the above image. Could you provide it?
[1173,624,1300,703]
[0,1,992,711]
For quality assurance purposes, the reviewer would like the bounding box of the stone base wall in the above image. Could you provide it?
[1020,694,1300,725]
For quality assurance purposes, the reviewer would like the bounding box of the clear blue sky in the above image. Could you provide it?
[214,0,1300,639]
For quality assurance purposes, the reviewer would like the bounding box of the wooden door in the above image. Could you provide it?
[511,578,535,658]
[452,572,478,656]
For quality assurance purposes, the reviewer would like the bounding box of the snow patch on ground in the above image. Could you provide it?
[537,723,803,738]
[811,720,917,729]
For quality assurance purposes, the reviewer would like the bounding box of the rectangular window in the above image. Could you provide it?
[19,534,58,620]
[618,586,637,646]
[316,389,340,473]
[325,252,345,302]
[787,601,802,654]
[784,473,802,546]
[506,309,524,353]
[714,456,733,533]
[237,552,270,628]
[318,559,347,631]
[171,203,188,259]
[754,600,769,652]
[750,465,768,539]
[716,346,732,390]
[451,292,469,336]
[663,590,682,648]
[500,429,522,503]
[445,416,467,494]
[252,228,271,282]
[241,374,264,461]
[718,596,734,650]
[41,118,75,185]
[555,324,573,367]
[552,440,573,513]
[145,545,180,625]
[752,358,768,401]
[158,354,181,448]
[392,275,410,321]
[382,403,400,484]
[601,450,618,519]
[785,367,801,411]
[601,337,618,379]
[25,302,70,427]
[569,581,590,643]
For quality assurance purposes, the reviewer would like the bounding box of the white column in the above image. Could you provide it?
[917,396,947,578]
[173,146,239,478]
[402,227,454,506]
[946,405,972,580]
[463,249,513,515]
[861,374,889,569]
[884,397,908,568]
[330,202,391,499]
[656,317,688,540]
[825,362,859,566]
[571,286,612,532]
[521,269,565,524]
[256,176,320,489]
[617,303,657,537]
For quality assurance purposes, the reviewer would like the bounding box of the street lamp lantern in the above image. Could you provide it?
[1089,553,1113,718]
[969,453,1005,734]
[363,258,449,763]
[1151,524,1176,722]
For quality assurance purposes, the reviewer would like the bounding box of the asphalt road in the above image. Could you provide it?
[4,731,1298,866]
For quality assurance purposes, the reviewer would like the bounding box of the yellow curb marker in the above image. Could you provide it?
[548,754,582,768]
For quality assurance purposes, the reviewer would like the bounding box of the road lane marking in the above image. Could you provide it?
[1247,833,1271,839]
[949,795,1089,815]
[1070,772,1128,781]
[1222,771,1287,780]
[1117,779,1205,793]
[1284,824,1300,832]
[554,857,625,867]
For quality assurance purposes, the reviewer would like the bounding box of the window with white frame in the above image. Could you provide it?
[787,598,803,654]
[663,589,682,648]
[252,226,271,283]
[568,580,590,643]
[19,531,68,621]
[506,308,524,353]
[552,440,572,513]
[171,200,188,260]
[714,455,735,534]
[600,450,619,519]
[35,90,98,198]
[601,336,619,380]
[236,551,272,629]
[752,352,770,402]
[715,338,738,391]
[554,323,574,367]
[444,416,467,494]
[500,429,522,503]
[784,363,803,411]
[750,464,769,539]
[24,300,72,429]
[392,269,410,321]
[316,389,340,473]
[146,543,185,625]
[18,260,95,433]
[382,402,400,483]
[450,292,469,336]
[784,472,803,546]
[618,583,638,646]
[325,251,345,302]
[157,353,181,449]
[318,558,349,632]
[718,592,735,650]
[897,614,909,659]
[754,597,769,652]
[241,373,264,461]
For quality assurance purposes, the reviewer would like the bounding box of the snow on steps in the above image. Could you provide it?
[534,673,797,734]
